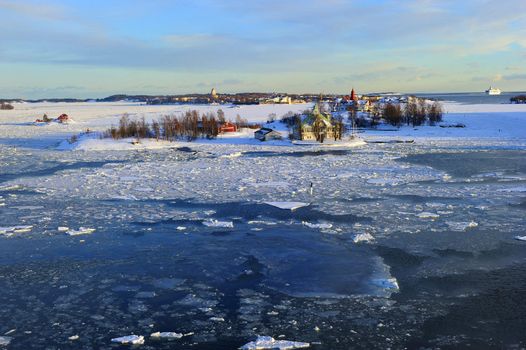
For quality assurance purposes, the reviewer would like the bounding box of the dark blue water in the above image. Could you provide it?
[1,145,525,349]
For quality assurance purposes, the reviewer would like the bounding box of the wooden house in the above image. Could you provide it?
[293,103,336,142]
[254,128,282,141]
[219,122,237,133]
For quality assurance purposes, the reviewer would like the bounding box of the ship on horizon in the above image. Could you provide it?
[485,86,502,95]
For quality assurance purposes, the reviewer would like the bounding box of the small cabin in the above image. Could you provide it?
[219,122,237,133]
[57,114,69,123]
[255,128,282,141]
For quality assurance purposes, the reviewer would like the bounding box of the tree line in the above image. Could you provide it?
[103,109,250,141]
[382,98,443,127]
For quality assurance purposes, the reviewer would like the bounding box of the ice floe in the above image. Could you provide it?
[417,212,440,219]
[352,233,375,244]
[514,236,526,242]
[372,278,400,291]
[302,221,333,229]
[0,225,33,236]
[264,202,310,210]
[446,221,478,231]
[66,227,96,236]
[111,335,145,345]
[240,336,310,350]
[0,336,12,346]
[202,219,234,228]
[150,331,184,340]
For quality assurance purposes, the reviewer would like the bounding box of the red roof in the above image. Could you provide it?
[219,122,237,133]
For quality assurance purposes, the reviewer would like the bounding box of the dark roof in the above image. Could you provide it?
[256,127,277,134]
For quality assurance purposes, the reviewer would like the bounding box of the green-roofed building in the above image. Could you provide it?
[293,102,338,143]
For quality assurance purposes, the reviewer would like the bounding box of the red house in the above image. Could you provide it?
[57,114,69,123]
[219,122,237,133]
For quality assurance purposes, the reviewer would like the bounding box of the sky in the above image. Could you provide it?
[0,0,525,98]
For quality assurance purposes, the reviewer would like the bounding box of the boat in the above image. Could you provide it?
[485,86,502,95]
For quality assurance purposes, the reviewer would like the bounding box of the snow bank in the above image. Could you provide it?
[240,336,310,350]
[58,136,182,151]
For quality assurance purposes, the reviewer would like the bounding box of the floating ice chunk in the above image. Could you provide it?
[58,226,69,232]
[248,220,277,226]
[372,278,399,291]
[515,236,526,242]
[68,335,79,341]
[240,336,310,350]
[176,226,187,231]
[202,219,234,228]
[136,291,156,299]
[66,227,96,236]
[417,212,439,219]
[302,221,332,229]
[0,225,33,236]
[264,202,310,211]
[209,316,225,322]
[352,233,375,244]
[446,221,478,232]
[0,336,12,346]
[150,331,184,340]
[111,335,144,345]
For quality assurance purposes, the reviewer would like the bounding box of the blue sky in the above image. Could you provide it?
[0,0,525,98]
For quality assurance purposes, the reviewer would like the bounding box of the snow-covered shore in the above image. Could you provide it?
[1,101,526,150]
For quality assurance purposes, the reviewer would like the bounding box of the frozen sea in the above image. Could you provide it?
[0,100,526,349]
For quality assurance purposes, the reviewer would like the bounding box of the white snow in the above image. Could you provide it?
[264,202,310,211]
[240,336,310,350]
[66,227,96,236]
[111,335,145,345]
[202,219,234,228]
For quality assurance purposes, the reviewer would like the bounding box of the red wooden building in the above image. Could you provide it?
[219,122,237,133]
[57,114,69,123]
